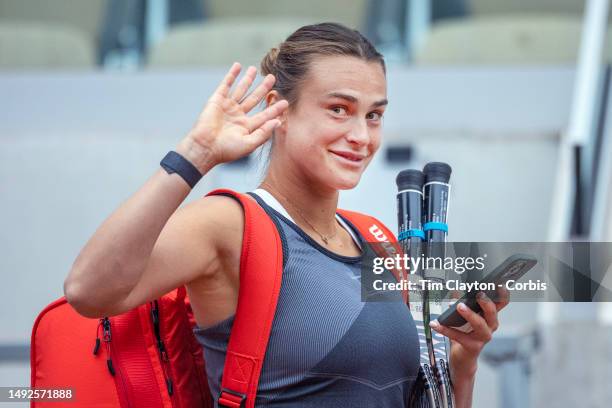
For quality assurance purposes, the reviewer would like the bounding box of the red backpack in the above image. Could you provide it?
[30,189,403,408]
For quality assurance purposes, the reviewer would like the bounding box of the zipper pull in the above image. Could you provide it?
[166,378,173,396]
[93,338,101,355]
[93,319,102,355]
[150,301,173,397]
[150,301,168,361]
[107,359,116,376]
[102,317,115,376]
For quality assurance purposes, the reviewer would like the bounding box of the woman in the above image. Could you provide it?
[64,23,507,407]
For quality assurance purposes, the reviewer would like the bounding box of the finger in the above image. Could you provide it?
[213,62,242,98]
[430,320,476,346]
[476,292,499,332]
[240,74,276,112]
[230,66,257,102]
[494,286,510,311]
[246,119,281,150]
[247,100,289,131]
[456,302,492,343]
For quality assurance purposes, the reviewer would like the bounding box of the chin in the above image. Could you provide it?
[325,162,371,190]
[330,172,363,190]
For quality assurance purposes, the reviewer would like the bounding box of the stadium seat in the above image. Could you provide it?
[0,0,105,44]
[0,22,95,69]
[147,18,315,68]
[203,0,367,30]
[469,0,584,16]
[414,15,603,65]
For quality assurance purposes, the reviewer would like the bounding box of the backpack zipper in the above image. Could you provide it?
[93,317,132,408]
[93,317,115,375]
[150,301,174,396]
[91,307,175,402]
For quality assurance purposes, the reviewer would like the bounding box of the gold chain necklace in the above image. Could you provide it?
[260,182,338,245]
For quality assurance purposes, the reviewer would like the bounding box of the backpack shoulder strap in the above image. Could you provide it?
[337,209,408,303]
[336,209,400,253]
[205,188,284,408]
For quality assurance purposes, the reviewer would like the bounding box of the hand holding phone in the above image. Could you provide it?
[436,254,537,333]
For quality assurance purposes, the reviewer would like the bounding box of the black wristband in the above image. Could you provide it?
[160,151,203,188]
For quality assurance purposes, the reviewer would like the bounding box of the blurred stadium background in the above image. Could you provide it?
[1,0,612,406]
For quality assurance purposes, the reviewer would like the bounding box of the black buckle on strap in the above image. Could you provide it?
[218,388,246,407]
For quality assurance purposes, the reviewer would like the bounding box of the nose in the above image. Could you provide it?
[345,118,369,146]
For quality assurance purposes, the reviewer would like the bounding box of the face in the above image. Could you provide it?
[271,55,387,192]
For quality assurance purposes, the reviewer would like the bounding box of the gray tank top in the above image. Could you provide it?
[194,191,420,407]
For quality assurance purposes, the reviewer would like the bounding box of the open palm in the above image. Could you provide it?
[188,63,289,165]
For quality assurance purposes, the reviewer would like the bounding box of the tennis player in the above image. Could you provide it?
[64,22,508,407]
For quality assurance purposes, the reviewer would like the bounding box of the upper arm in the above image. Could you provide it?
[119,194,244,313]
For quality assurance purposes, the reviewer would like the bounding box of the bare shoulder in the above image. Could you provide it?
[177,193,252,263]
[181,194,244,226]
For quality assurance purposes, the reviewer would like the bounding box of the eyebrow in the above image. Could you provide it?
[326,92,388,108]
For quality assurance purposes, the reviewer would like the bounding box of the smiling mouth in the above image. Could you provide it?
[330,151,366,163]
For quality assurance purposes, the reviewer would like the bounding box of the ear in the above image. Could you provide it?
[265,90,282,107]
[265,90,288,130]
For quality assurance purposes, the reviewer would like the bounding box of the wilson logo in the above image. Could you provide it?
[369,224,388,242]
[369,224,398,256]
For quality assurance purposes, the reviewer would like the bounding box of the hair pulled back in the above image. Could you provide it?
[260,22,385,106]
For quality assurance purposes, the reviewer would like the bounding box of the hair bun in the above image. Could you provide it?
[261,46,280,76]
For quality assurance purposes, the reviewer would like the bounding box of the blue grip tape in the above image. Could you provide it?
[398,229,425,241]
[423,222,448,233]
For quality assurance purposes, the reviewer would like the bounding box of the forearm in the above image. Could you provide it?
[64,143,215,313]
[451,364,477,408]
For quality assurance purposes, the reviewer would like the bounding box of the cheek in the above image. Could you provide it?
[289,120,344,153]
[366,128,382,158]
[371,130,382,149]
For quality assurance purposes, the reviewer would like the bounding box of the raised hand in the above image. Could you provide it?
[176,63,289,172]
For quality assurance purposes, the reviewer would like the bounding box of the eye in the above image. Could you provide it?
[330,106,348,116]
[367,111,383,121]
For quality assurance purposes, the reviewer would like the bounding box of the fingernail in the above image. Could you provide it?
[458,303,467,311]
[429,320,440,329]
[477,292,485,300]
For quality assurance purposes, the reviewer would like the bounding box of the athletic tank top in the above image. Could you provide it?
[194,190,420,407]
